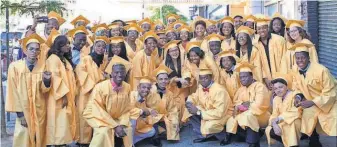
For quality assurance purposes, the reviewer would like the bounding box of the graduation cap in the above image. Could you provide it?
[105,55,132,74]
[70,15,90,27]
[288,43,314,53]
[218,16,234,25]
[243,14,257,23]
[204,33,225,42]
[272,12,287,23]
[236,26,255,36]
[199,67,213,76]
[165,27,175,35]
[125,20,137,25]
[255,17,271,27]
[185,41,201,52]
[286,20,305,29]
[124,23,144,33]
[91,23,108,33]
[142,31,160,42]
[153,63,173,77]
[177,25,192,32]
[108,22,120,29]
[135,76,155,84]
[154,20,165,27]
[138,17,154,26]
[272,72,293,89]
[166,13,180,20]
[235,62,256,73]
[205,19,217,28]
[163,40,180,52]
[218,49,237,58]
[47,11,66,25]
[46,28,60,47]
[21,33,45,54]
[67,26,89,38]
[94,36,110,44]
[110,36,125,44]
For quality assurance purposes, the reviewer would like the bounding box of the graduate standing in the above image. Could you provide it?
[203,34,225,64]
[45,35,78,146]
[291,43,336,147]
[83,58,133,147]
[6,34,51,147]
[67,26,89,66]
[74,36,110,146]
[124,23,144,60]
[182,67,233,146]
[219,16,236,51]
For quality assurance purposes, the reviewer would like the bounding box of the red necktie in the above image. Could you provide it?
[202,88,209,92]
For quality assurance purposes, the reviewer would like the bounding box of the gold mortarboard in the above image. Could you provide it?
[94,36,110,44]
[177,25,192,32]
[255,18,271,27]
[67,26,89,38]
[110,36,125,44]
[272,72,293,89]
[236,26,255,36]
[165,27,175,35]
[108,22,120,29]
[105,55,132,74]
[185,41,201,52]
[47,11,66,26]
[172,20,187,28]
[199,67,213,76]
[166,13,180,20]
[135,76,155,84]
[204,33,225,42]
[142,31,160,42]
[286,19,305,28]
[190,16,206,31]
[91,23,108,33]
[70,15,90,27]
[218,16,234,25]
[126,20,137,25]
[235,62,256,73]
[46,28,60,47]
[205,19,217,28]
[272,12,287,23]
[243,14,257,23]
[163,40,180,52]
[288,43,314,53]
[138,17,153,26]
[156,30,166,35]
[124,23,144,33]
[218,50,237,58]
[154,20,164,27]
[153,63,173,77]
[21,33,45,54]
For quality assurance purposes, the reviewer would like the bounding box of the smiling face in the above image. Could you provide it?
[239,72,254,86]
[168,18,176,25]
[221,56,234,71]
[111,64,126,85]
[60,40,71,53]
[207,25,217,35]
[168,46,180,59]
[73,33,87,49]
[127,30,138,41]
[141,23,151,32]
[156,73,169,89]
[289,26,301,41]
[180,31,189,41]
[237,33,248,46]
[158,33,167,47]
[195,24,206,37]
[273,82,288,97]
[145,38,157,56]
[188,50,201,65]
[110,28,121,37]
[166,32,177,42]
[45,19,60,35]
[222,22,233,36]
[272,19,282,33]
[245,21,255,30]
[256,24,269,39]
[199,74,212,88]
[209,41,221,56]
[94,41,106,55]
[26,42,40,63]
[111,43,122,56]
[138,83,152,98]
[295,52,310,70]
[234,17,243,29]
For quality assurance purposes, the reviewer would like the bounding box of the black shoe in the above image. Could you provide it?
[151,137,162,147]
[248,143,260,147]
[220,134,231,146]
[193,138,208,143]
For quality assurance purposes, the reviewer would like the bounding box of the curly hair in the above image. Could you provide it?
[287,27,311,43]
[269,17,286,37]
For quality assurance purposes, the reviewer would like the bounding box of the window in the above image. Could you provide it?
[264,0,282,16]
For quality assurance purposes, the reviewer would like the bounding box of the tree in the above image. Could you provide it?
[148,5,188,25]
[1,0,67,17]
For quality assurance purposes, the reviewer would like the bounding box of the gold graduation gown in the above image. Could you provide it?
[45,54,78,145]
[149,86,180,140]
[221,37,236,51]
[239,46,264,82]
[5,59,50,147]
[74,55,108,144]
[227,82,271,133]
[182,55,220,93]
[190,38,208,54]
[182,83,233,135]
[265,91,302,147]
[292,63,337,136]
[219,69,241,100]
[129,91,164,134]
[125,39,143,60]
[38,43,50,64]
[130,50,160,90]
[254,34,286,80]
[280,39,319,74]
[82,80,133,147]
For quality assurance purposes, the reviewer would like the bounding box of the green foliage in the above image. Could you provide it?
[148,5,188,25]
[1,0,66,17]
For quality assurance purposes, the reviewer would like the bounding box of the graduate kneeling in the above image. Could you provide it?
[83,58,133,147]
[265,73,302,147]
[182,67,233,146]
[226,62,271,147]
[129,76,164,147]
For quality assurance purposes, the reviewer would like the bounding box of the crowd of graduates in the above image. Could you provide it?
[5,10,337,147]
